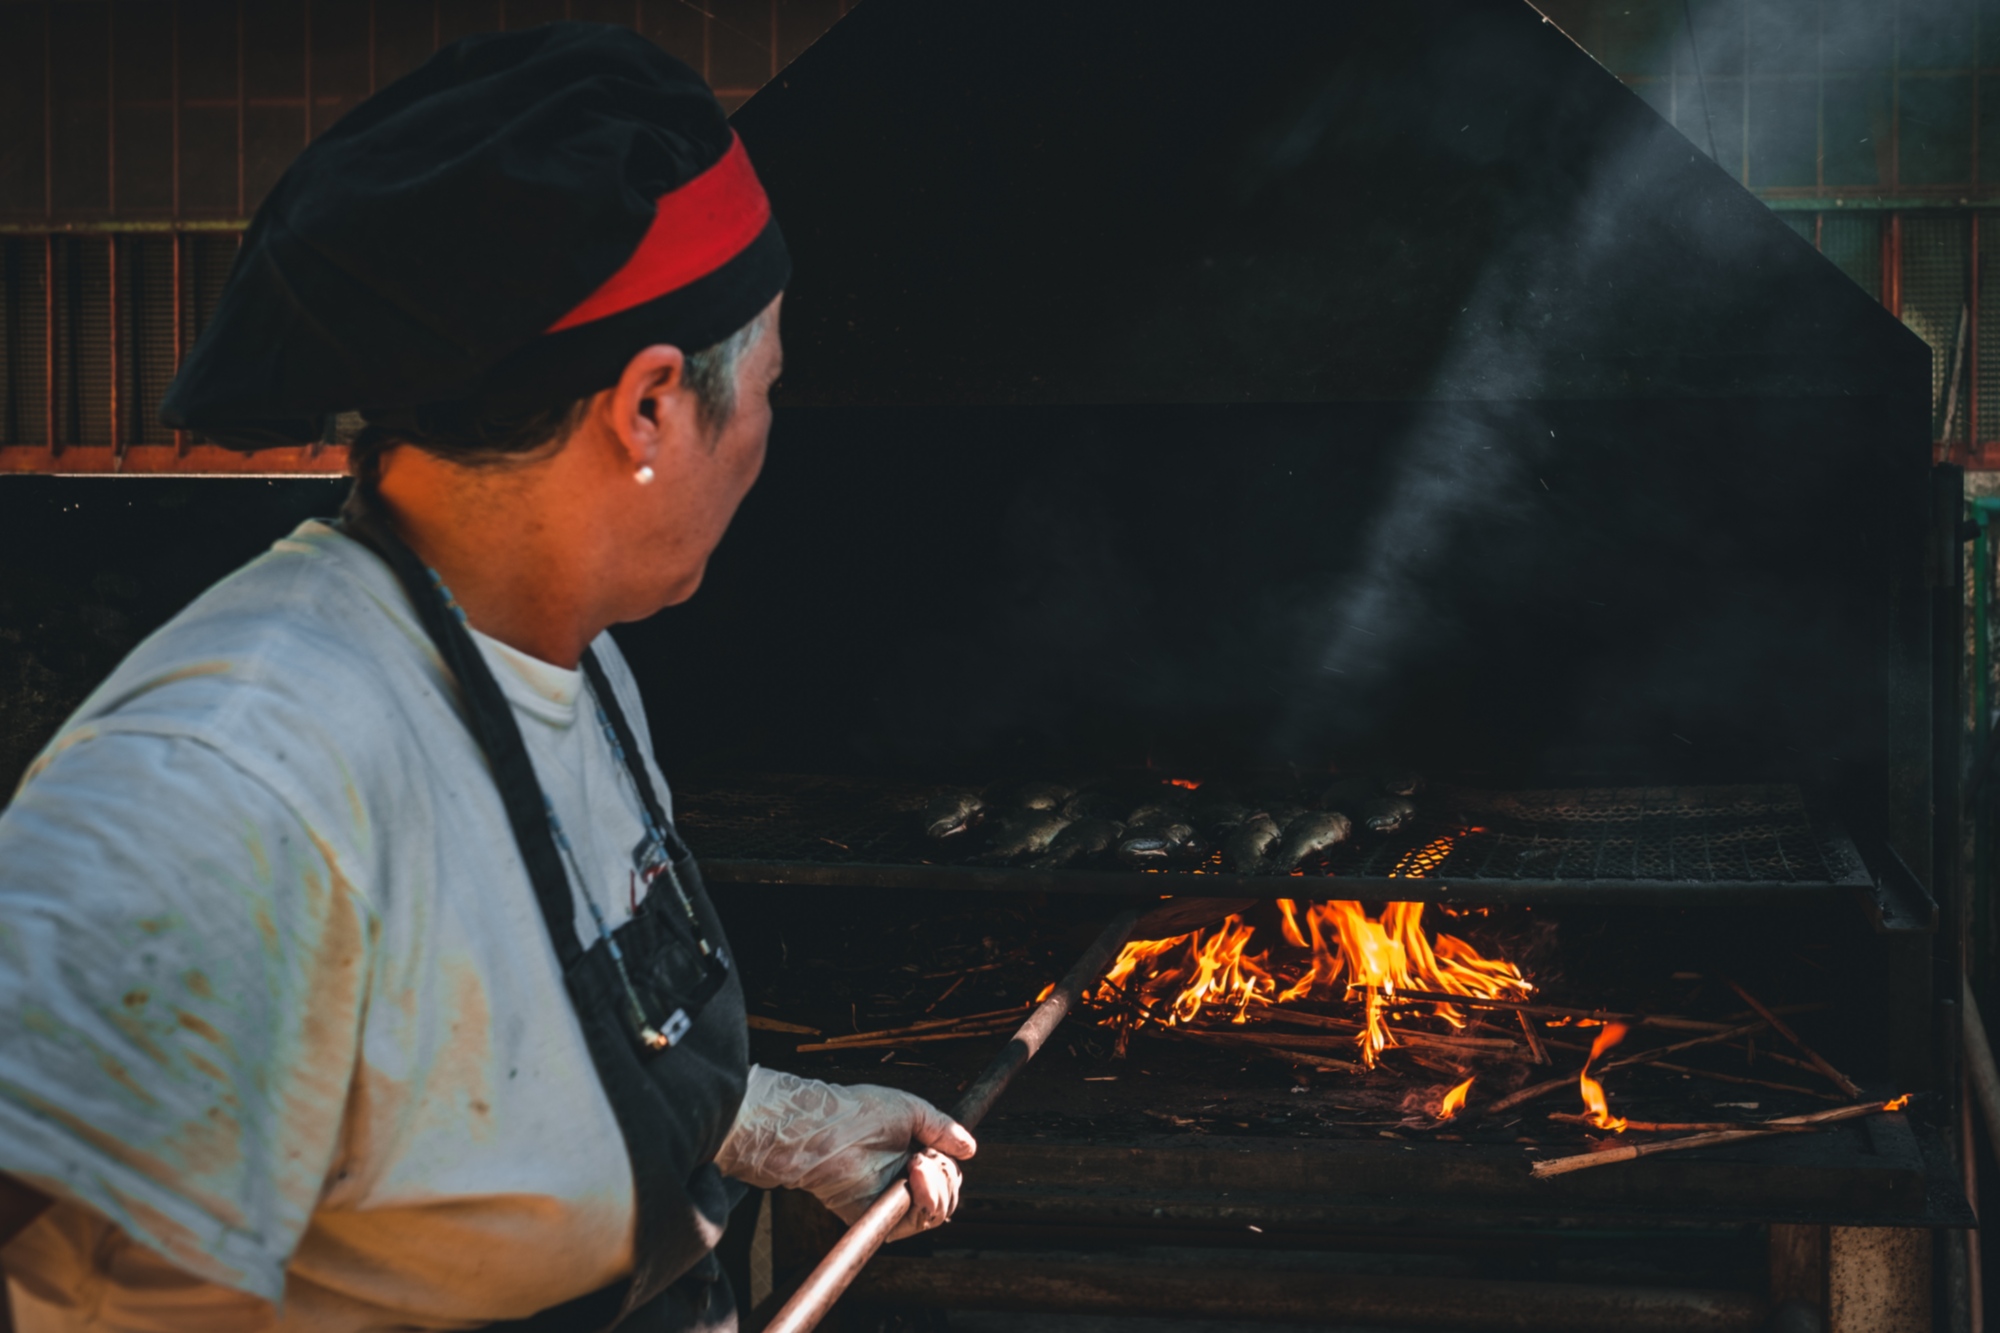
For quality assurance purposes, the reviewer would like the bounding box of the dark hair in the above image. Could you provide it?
[346,309,767,489]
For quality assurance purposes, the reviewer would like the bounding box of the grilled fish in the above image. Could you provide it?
[922,792,986,839]
[1382,773,1424,797]
[1117,821,1199,864]
[1361,796,1417,834]
[1272,811,1353,871]
[1223,814,1283,873]
[981,812,1073,862]
[1034,817,1125,867]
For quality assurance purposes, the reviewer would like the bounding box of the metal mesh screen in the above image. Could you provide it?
[0,238,48,446]
[1980,220,2000,443]
[1900,214,1970,443]
[53,236,113,448]
[126,237,176,446]
[1819,213,1883,302]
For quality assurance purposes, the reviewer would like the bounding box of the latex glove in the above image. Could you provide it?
[716,1065,977,1240]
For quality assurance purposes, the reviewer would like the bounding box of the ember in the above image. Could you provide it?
[1091,899,1532,1067]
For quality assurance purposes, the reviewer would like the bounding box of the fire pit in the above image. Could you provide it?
[643,0,1971,1324]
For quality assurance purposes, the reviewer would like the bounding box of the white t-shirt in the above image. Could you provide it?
[0,520,687,1331]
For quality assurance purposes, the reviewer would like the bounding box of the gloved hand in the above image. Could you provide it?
[715,1065,978,1241]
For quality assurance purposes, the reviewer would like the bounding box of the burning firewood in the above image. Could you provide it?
[1087,896,1533,1068]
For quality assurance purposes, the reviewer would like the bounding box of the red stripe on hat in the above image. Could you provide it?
[548,132,771,333]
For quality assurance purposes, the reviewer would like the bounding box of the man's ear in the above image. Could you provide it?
[607,344,691,471]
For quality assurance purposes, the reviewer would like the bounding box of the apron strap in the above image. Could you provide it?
[337,494,584,970]
[578,651,687,863]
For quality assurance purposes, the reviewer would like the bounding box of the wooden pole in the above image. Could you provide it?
[760,908,1143,1333]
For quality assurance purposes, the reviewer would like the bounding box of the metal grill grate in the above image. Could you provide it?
[677,776,1872,904]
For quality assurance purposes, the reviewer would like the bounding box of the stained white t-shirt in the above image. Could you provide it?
[0,520,686,1330]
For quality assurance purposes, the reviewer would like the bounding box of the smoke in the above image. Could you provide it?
[1271,90,1655,753]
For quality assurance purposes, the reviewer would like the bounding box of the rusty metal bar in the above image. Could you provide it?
[847,1257,1767,1333]
[236,0,246,217]
[41,0,52,221]
[42,235,54,455]
[0,442,349,476]
[107,1,118,214]
[107,236,119,460]
[172,0,181,220]
[760,907,1143,1333]
[172,231,185,455]
[1886,212,1904,319]
[0,220,249,236]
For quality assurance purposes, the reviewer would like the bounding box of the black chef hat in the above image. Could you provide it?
[161,22,789,451]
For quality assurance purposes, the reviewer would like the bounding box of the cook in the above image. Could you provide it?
[0,24,973,1332]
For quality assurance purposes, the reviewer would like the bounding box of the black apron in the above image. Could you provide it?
[340,495,749,1333]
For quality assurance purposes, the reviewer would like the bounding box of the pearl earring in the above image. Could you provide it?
[634,465,656,485]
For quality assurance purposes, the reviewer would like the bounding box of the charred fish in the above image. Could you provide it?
[1361,796,1417,834]
[921,791,985,839]
[1272,810,1353,871]
[1222,814,1283,873]
[1117,821,1199,865]
[1034,818,1125,868]
[981,812,1073,862]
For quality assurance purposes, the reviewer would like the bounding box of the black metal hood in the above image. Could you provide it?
[734,0,1924,407]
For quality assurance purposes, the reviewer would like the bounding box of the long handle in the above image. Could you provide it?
[760,907,1143,1333]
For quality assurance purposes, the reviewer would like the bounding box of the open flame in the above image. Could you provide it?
[1096,899,1531,1067]
[1439,1075,1474,1120]
[1577,1022,1629,1132]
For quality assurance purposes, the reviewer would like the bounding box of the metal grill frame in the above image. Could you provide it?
[679,776,1876,906]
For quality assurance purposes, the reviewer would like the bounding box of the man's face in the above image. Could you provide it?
[628,296,782,614]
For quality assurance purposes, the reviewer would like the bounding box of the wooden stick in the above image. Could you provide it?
[792,1016,1016,1048]
[809,1007,1029,1046]
[1641,1059,1841,1101]
[1517,1009,1550,1065]
[1175,1026,1516,1056]
[748,1015,822,1036]
[1481,1021,1768,1116]
[1267,1047,1366,1075]
[1604,1021,1769,1071]
[1725,980,1862,1099]
[763,908,1144,1333]
[1530,1098,1903,1178]
[1390,990,1730,1032]
[923,974,968,1012]
[1719,1041,1820,1074]
[1546,1113,1819,1133]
